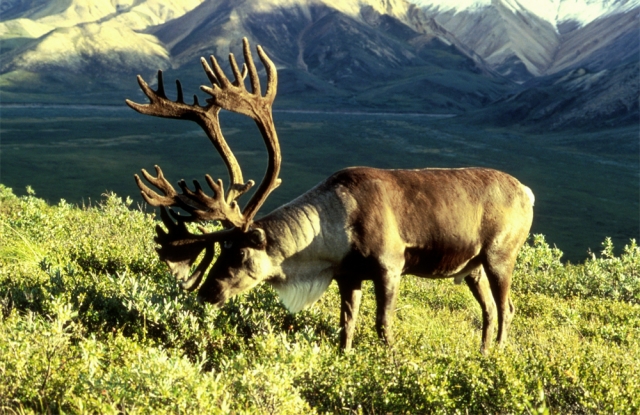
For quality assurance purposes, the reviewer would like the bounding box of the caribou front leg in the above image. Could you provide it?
[338,279,363,351]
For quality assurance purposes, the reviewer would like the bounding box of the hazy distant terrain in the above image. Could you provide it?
[2,105,638,262]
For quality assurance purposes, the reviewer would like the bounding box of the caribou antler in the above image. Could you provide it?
[128,38,282,291]
[201,37,282,230]
[134,165,249,228]
[126,68,253,227]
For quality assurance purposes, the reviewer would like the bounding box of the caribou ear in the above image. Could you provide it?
[248,228,266,248]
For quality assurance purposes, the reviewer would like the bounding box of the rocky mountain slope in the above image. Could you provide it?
[477,61,639,129]
[0,0,637,129]
[413,0,639,82]
[0,0,511,112]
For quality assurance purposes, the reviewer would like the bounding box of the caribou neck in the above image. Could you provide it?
[257,188,352,277]
[251,192,349,313]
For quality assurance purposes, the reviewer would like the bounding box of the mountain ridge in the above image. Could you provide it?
[0,0,637,130]
[412,0,639,28]
[414,0,639,81]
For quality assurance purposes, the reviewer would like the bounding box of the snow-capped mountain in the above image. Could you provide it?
[410,0,639,80]
[410,0,638,28]
[0,0,440,77]
[2,0,636,81]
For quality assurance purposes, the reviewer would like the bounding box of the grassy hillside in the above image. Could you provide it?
[0,185,638,414]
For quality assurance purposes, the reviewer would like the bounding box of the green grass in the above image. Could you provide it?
[1,185,638,414]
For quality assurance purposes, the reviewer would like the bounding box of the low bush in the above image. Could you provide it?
[515,234,640,304]
[1,185,638,413]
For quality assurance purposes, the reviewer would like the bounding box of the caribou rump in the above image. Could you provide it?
[128,38,534,353]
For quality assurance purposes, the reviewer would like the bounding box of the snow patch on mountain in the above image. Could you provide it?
[410,0,640,28]
[556,0,639,25]
[242,0,412,19]
[0,18,51,38]
[109,0,206,31]
[0,0,205,37]
[410,0,490,10]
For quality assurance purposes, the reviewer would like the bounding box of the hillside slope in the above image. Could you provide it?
[0,0,511,113]
[0,185,638,413]
[482,61,639,130]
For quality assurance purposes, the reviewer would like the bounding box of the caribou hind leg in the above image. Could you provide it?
[465,266,497,354]
[483,253,518,349]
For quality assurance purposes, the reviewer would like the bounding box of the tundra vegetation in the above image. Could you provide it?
[0,185,638,413]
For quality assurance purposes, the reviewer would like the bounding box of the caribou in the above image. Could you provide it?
[127,38,534,353]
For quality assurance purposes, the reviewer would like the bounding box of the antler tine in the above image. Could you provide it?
[202,175,254,213]
[135,165,179,207]
[156,70,167,99]
[257,45,278,103]
[201,57,220,87]
[135,166,200,219]
[135,165,248,227]
[176,80,185,104]
[126,71,202,118]
[242,39,261,96]
[174,176,251,228]
[228,53,248,87]
[202,55,229,89]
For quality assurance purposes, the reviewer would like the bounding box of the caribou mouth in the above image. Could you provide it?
[179,268,204,291]
[177,246,214,291]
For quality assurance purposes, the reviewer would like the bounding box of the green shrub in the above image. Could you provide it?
[0,186,638,413]
[515,234,640,303]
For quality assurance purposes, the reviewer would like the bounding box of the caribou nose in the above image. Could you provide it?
[195,291,216,305]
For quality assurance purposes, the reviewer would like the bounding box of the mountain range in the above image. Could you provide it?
[416,0,639,81]
[1,0,638,129]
